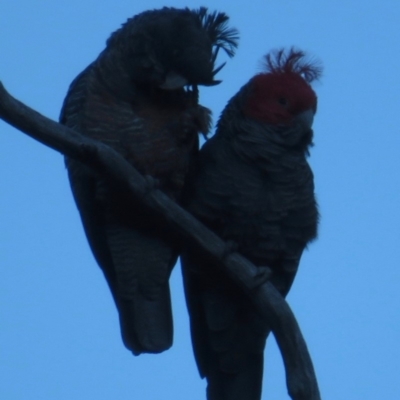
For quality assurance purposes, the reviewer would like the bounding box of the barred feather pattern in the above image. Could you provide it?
[181,49,319,400]
[61,66,182,354]
[59,7,230,355]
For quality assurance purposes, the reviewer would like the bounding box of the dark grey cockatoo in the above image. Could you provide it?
[181,48,321,400]
[59,7,238,356]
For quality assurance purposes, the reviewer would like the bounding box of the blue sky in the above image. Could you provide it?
[1,1,399,399]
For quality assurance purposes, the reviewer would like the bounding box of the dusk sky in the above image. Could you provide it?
[1,1,400,399]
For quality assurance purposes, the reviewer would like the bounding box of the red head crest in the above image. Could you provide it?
[263,48,322,83]
[244,48,322,126]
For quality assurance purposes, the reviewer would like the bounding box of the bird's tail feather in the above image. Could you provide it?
[105,219,175,355]
[118,284,173,354]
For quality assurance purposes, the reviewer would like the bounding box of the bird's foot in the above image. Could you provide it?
[178,106,212,142]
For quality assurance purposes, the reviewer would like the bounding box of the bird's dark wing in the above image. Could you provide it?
[181,136,270,400]
[60,66,177,355]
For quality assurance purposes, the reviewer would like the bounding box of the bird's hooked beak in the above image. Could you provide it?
[159,70,221,89]
[296,109,315,130]
[159,53,227,89]
[159,71,189,90]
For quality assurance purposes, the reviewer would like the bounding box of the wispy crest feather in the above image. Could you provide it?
[194,7,239,58]
[263,48,322,83]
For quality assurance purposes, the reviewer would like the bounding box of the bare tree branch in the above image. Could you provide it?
[0,81,320,400]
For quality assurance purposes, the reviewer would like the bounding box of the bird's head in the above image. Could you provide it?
[243,48,321,133]
[106,7,239,91]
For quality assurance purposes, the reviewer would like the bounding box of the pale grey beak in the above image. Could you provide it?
[296,109,314,129]
[159,71,188,90]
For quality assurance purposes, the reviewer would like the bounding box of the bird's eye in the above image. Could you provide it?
[278,97,288,106]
